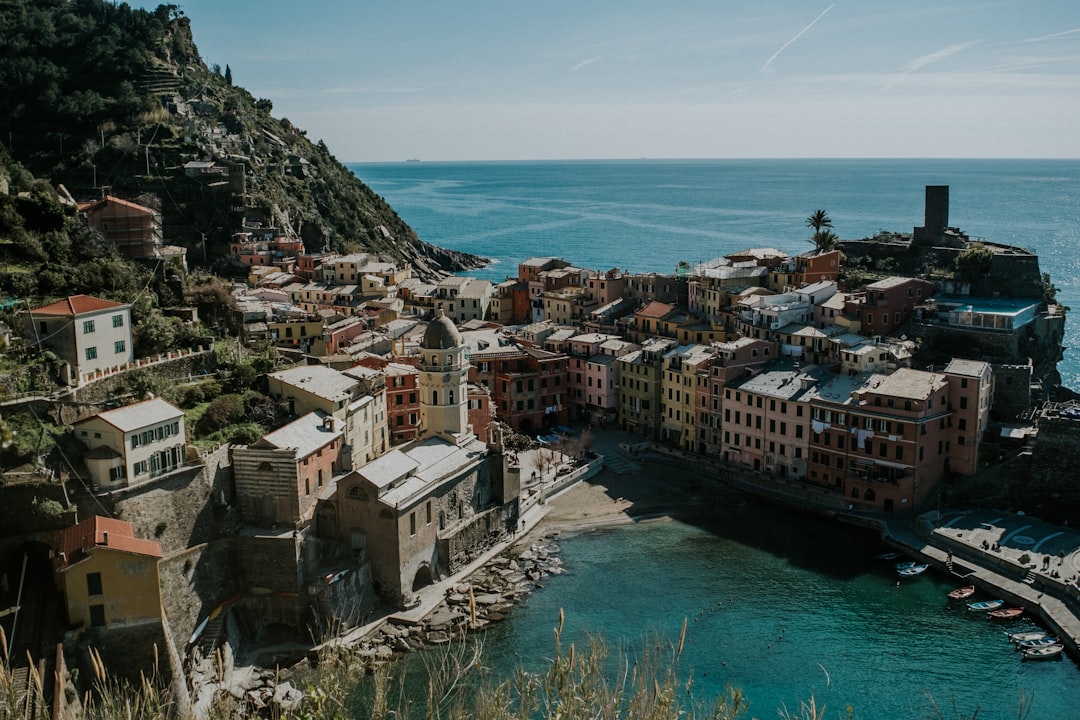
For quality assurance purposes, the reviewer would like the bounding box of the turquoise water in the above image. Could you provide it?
[345,160,1080,717]
[350,158,1080,388]
[476,515,1080,719]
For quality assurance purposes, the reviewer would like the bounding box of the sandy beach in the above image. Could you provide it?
[531,447,742,536]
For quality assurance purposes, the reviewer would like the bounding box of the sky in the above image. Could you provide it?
[134,0,1080,162]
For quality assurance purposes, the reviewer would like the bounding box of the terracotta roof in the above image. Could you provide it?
[57,516,162,570]
[79,195,156,215]
[31,295,126,317]
[636,301,676,319]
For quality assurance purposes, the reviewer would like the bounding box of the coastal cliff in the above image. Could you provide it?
[0,1,484,280]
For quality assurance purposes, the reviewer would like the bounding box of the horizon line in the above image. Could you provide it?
[345,156,1080,165]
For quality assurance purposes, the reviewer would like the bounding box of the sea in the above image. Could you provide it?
[348,159,1080,718]
[350,158,1080,389]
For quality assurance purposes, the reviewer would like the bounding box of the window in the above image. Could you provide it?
[89,604,106,628]
[410,512,417,536]
[85,346,98,360]
[112,314,124,328]
[114,340,126,354]
[83,319,95,334]
[87,572,103,596]
[960,396,968,410]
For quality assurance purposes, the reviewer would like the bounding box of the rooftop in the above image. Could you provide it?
[32,295,127,317]
[269,364,357,403]
[77,397,183,433]
[259,411,342,458]
[868,367,948,401]
[360,435,488,508]
[57,516,162,570]
[943,358,991,378]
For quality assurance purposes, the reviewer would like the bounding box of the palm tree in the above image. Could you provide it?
[806,210,837,253]
[810,229,839,253]
[805,209,832,234]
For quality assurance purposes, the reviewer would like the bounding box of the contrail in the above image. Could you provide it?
[760,3,835,73]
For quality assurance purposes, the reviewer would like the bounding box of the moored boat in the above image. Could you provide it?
[898,563,929,577]
[1022,643,1064,661]
[1017,636,1060,649]
[988,607,1023,620]
[878,552,902,561]
[948,585,975,600]
[968,599,1004,612]
[1008,630,1046,643]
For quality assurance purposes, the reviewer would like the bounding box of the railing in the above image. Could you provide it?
[80,346,213,386]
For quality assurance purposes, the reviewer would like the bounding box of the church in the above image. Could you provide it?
[332,312,521,608]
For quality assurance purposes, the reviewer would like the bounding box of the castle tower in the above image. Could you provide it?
[417,310,471,439]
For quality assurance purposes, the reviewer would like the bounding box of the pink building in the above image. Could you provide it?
[720,363,819,477]
[806,368,953,512]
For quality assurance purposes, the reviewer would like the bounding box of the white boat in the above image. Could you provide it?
[968,599,1004,612]
[895,560,916,570]
[1017,635,1059,649]
[1022,644,1064,661]
[1008,630,1047,643]
[897,563,929,577]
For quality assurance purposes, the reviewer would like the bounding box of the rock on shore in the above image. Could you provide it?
[362,535,563,657]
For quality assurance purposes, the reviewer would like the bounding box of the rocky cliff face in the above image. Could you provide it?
[0,1,484,281]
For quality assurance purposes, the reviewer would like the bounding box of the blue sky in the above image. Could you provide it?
[138,1,1080,161]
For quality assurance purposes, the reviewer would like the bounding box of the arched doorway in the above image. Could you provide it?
[412,562,434,591]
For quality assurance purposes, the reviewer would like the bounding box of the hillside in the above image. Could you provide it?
[0,0,484,280]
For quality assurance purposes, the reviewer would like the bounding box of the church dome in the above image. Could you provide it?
[421,311,462,349]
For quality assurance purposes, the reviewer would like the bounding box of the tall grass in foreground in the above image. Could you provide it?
[0,617,1033,720]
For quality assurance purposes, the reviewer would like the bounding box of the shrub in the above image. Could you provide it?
[198,393,245,434]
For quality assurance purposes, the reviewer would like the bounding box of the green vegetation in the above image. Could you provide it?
[954,242,993,282]
[0,0,482,275]
[805,210,839,253]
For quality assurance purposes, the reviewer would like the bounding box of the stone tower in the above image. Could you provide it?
[417,310,471,439]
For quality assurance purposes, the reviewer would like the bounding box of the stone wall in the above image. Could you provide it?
[978,253,1044,299]
[991,363,1033,420]
[1027,414,1080,497]
[67,350,218,406]
[232,534,302,592]
[158,540,239,651]
[440,503,515,574]
[89,444,233,556]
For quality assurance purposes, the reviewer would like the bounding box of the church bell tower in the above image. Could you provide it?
[417,311,470,440]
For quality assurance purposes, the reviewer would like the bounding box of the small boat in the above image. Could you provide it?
[895,561,917,570]
[1022,644,1064,661]
[1017,635,1059,649]
[1008,630,1047,643]
[898,563,929,577]
[948,586,976,600]
[968,599,1005,612]
[878,552,902,561]
[988,607,1024,620]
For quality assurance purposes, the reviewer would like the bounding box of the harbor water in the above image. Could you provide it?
[477,512,1080,719]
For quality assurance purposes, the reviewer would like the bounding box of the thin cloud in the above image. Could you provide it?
[1022,27,1080,43]
[759,3,835,73]
[571,57,600,72]
[902,40,982,73]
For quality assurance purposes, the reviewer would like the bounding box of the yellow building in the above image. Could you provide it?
[55,516,163,629]
[660,344,716,450]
